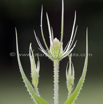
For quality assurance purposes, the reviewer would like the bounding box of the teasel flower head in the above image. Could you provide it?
[34,0,78,61]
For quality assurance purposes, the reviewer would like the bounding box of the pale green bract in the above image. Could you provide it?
[15,28,48,104]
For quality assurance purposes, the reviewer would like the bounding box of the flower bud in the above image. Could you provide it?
[66,55,75,94]
[50,38,63,57]
[29,43,40,88]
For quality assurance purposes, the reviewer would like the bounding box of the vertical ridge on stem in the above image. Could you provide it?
[53,59,59,104]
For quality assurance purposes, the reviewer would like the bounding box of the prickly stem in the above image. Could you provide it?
[53,59,59,104]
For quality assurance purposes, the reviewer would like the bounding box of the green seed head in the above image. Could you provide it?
[50,38,63,58]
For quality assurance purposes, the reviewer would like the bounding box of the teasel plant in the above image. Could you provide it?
[15,0,88,104]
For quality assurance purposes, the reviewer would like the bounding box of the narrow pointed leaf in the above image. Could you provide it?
[60,0,64,44]
[69,25,78,50]
[61,40,77,60]
[33,30,51,59]
[63,25,78,52]
[68,11,76,48]
[46,13,52,45]
[65,11,76,53]
[40,6,51,54]
[58,0,64,57]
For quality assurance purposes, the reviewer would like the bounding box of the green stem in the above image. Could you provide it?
[53,59,59,104]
